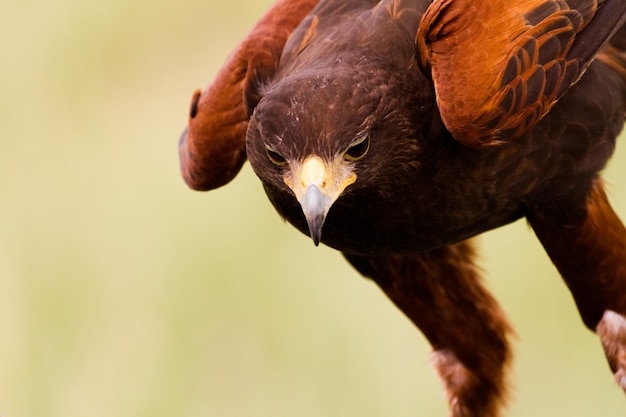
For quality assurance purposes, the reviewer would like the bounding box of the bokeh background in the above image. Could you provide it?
[1,1,625,416]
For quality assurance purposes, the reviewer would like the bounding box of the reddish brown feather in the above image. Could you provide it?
[417,0,626,147]
[345,241,512,417]
[180,0,626,414]
[179,0,319,191]
[529,179,626,330]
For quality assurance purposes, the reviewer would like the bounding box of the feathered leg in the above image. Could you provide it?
[528,178,626,391]
[344,240,512,417]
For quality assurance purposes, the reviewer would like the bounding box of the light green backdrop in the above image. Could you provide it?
[1,1,625,416]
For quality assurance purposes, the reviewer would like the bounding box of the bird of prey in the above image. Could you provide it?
[179,0,626,416]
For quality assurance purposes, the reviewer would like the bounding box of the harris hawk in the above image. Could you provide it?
[179,0,626,416]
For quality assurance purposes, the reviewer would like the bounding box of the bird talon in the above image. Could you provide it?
[596,310,626,391]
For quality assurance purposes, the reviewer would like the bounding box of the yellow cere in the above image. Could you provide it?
[300,156,326,188]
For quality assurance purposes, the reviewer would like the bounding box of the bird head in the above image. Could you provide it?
[245,58,426,247]
[245,70,385,245]
[244,4,432,248]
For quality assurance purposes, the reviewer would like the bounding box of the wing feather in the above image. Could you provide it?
[179,0,319,191]
[417,0,626,147]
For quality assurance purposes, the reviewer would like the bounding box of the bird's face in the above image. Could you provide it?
[246,68,423,247]
[264,133,370,246]
[246,75,377,245]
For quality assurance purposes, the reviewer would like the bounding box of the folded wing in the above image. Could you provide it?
[179,0,319,191]
[417,0,626,147]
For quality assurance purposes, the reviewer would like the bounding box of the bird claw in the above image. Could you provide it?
[431,350,473,417]
[431,349,504,417]
[596,310,626,391]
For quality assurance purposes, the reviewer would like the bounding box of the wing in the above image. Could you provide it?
[417,0,626,148]
[179,0,319,191]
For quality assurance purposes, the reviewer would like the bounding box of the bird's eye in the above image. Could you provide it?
[265,145,288,166]
[344,133,370,161]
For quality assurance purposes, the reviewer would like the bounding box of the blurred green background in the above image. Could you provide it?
[1,1,625,416]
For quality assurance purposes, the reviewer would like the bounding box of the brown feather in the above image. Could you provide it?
[528,179,626,329]
[345,241,512,417]
[181,0,626,415]
[179,0,319,191]
[417,0,626,147]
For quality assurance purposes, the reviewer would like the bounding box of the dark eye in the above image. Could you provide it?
[189,90,201,119]
[265,145,288,166]
[344,133,370,161]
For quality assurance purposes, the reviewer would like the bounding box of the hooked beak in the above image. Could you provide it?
[285,156,356,246]
[300,184,332,246]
